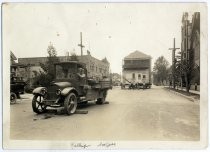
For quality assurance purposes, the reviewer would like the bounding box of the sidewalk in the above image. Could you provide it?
[176,87,200,95]
[164,86,200,102]
[188,89,200,95]
[166,86,200,95]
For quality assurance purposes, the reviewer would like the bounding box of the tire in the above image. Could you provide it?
[32,95,47,114]
[10,92,17,104]
[96,90,107,105]
[64,92,78,115]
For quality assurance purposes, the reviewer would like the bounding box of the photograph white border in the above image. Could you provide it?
[1,1,209,150]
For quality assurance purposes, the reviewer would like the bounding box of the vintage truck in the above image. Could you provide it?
[32,61,112,115]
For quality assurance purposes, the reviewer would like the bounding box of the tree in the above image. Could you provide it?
[179,57,194,92]
[153,56,170,85]
[173,49,200,92]
[33,43,59,87]
[70,52,78,61]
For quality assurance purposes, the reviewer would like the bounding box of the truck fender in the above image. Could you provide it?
[61,87,78,96]
[33,87,47,96]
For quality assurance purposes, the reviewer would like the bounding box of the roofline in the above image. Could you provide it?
[11,63,27,67]
[124,57,152,60]
[124,50,152,60]
[18,55,109,63]
[10,51,17,60]
[54,61,86,66]
[18,55,89,59]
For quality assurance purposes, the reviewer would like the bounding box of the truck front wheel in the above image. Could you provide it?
[32,95,47,114]
[64,92,78,115]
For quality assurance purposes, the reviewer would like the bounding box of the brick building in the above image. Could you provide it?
[122,51,151,84]
[18,54,110,85]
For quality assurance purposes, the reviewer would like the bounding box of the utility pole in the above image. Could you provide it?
[169,38,180,89]
[78,32,85,56]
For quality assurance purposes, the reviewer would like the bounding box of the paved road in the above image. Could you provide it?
[10,86,199,140]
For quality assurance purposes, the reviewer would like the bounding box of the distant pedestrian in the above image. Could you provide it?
[142,79,146,90]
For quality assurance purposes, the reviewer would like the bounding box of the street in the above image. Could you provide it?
[10,86,200,141]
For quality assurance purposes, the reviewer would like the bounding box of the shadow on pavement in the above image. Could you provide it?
[32,101,109,120]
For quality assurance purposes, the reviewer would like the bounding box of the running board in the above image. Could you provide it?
[80,96,86,100]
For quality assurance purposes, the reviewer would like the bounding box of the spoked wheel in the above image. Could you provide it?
[32,95,47,114]
[10,92,17,104]
[64,92,78,115]
[96,90,107,105]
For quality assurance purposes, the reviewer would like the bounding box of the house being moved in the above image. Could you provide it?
[122,50,152,85]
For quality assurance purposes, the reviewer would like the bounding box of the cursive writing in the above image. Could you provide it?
[71,143,91,149]
[97,142,116,148]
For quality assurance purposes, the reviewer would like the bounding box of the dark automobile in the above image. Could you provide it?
[10,76,26,103]
[32,61,112,115]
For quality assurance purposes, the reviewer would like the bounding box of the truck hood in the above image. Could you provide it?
[53,82,72,88]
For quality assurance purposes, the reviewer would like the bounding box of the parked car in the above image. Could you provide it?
[10,76,27,104]
[32,61,112,115]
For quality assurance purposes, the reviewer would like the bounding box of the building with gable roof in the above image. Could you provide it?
[10,51,17,64]
[122,50,152,84]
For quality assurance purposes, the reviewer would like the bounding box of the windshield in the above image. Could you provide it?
[55,64,77,79]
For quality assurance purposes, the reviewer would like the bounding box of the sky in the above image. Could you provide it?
[3,3,203,73]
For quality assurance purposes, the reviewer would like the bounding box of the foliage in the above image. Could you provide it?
[70,52,78,61]
[33,43,59,87]
[173,50,199,92]
[153,56,170,85]
[174,50,193,92]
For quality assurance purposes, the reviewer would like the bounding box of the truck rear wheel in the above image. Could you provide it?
[96,90,107,104]
[64,92,77,115]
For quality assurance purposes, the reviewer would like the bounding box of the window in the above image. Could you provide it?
[138,74,141,80]
[143,75,146,78]
[183,52,186,59]
[132,73,135,79]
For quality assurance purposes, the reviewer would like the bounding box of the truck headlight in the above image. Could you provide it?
[41,88,47,95]
[56,89,61,96]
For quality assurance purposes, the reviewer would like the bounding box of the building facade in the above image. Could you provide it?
[18,54,110,85]
[122,51,151,84]
[10,51,28,79]
[181,12,200,90]
[190,12,200,69]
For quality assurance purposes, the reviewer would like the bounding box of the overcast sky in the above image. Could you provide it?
[3,3,203,73]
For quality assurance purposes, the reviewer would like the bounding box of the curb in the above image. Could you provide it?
[164,88,199,103]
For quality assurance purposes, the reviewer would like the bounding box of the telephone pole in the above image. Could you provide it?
[78,32,85,56]
[169,38,180,89]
